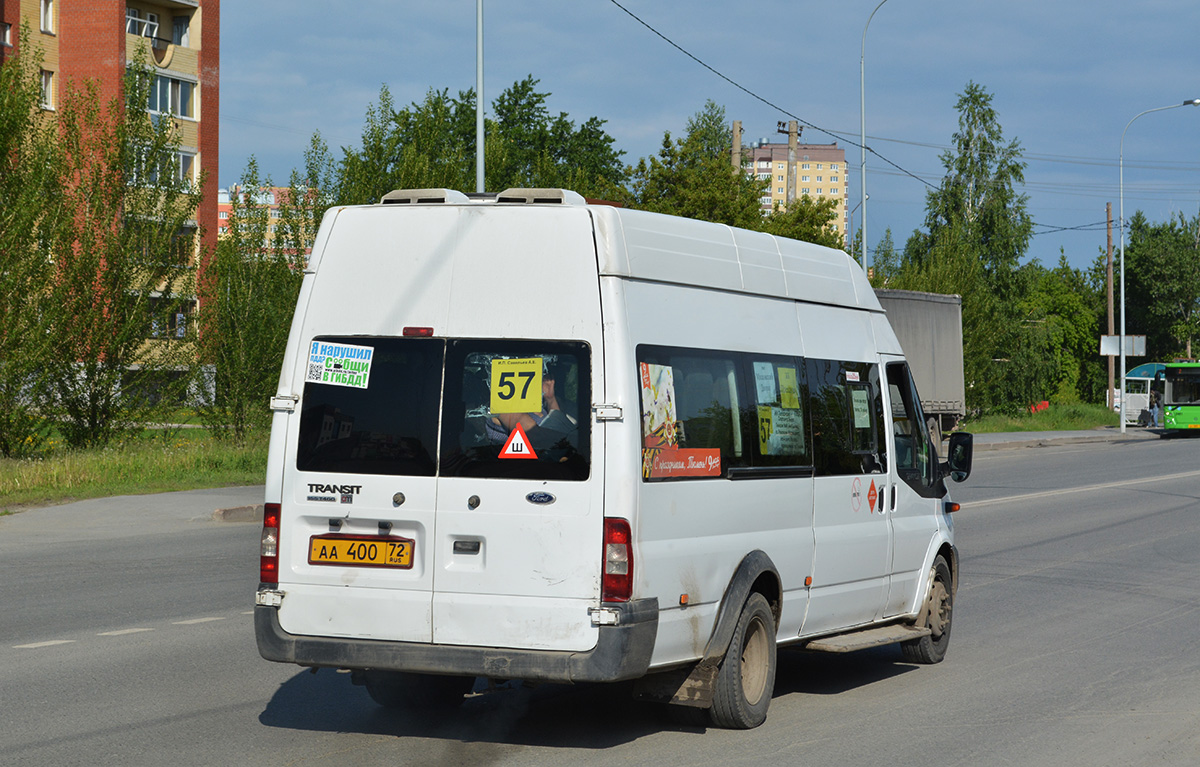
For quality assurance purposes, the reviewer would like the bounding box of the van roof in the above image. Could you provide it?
[339,187,882,314]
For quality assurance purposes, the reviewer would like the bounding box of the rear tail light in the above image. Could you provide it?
[260,503,281,585]
[602,518,632,602]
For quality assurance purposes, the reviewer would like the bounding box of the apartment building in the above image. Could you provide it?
[1,0,220,290]
[743,137,848,242]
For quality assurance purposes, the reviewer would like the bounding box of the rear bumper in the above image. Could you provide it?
[254,597,659,684]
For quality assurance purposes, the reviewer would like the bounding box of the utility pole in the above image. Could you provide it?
[1107,202,1114,408]
[731,120,742,171]
[777,120,799,207]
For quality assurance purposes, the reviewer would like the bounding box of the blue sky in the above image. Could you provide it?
[219,1,1200,271]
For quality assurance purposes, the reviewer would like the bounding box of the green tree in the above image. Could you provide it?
[866,228,900,286]
[0,25,59,456]
[897,82,1038,413]
[684,99,733,159]
[625,129,765,228]
[277,132,339,259]
[1021,254,1104,403]
[196,159,306,442]
[334,77,625,205]
[624,101,844,245]
[763,194,844,249]
[39,56,202,448]
[1123,210,1200,359]
[624,101,765,228]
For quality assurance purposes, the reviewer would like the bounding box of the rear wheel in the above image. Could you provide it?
[901,554,953,664]
[709,592,776,729]
[363,671,475,709]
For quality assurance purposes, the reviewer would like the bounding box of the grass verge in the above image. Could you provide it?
[0,430,267,514]
[961,402,1119,434]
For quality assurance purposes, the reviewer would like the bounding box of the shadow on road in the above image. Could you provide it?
[258,645,921,746]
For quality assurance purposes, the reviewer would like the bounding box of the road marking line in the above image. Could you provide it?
[97,628,155,636]
[172,617,227,625]
[967,469,1200,509]
[13,640,76,649]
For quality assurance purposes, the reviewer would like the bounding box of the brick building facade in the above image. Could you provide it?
[2,0,220,298]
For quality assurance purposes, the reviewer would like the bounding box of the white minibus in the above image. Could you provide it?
[255,188,973,729]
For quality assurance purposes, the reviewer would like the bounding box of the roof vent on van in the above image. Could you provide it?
[495,188,586,206]
[380,188,471,205]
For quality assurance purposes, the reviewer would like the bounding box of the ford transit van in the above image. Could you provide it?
[255,188,973,729]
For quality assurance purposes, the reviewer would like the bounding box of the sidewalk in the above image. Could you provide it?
[971,425,1162,451]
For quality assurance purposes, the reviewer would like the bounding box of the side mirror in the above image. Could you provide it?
[944,432,973,482]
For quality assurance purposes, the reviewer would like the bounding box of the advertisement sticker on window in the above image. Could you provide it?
[753,361,777,404]
[851,387,871,428]
[642,447,721,479]
[759,405,805,456]
[640,362,678,447]
[640,361,721,479]
[307,341,374,389]
[778,367,801,409]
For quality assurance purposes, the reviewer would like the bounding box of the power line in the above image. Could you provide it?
[605,0,935,192]
[607,0,1200,240]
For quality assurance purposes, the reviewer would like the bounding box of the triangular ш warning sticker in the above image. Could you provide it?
[499,423,538,460]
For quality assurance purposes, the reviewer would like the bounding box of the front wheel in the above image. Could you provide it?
[901,554,953,664]
[709,592,777,729]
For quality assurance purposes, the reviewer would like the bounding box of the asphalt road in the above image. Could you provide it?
[2,433,1198,766]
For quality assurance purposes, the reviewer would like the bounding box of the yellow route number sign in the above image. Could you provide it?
[490,358,542,413]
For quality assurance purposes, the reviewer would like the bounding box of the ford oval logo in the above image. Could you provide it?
[526,492,556,506]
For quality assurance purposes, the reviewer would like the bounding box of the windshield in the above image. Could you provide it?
[1166,367,1200,405]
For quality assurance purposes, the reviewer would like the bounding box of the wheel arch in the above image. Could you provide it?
[701,550,781,665]
[938,540,959,597]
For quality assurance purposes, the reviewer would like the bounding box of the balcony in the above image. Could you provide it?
[126,17,175,66]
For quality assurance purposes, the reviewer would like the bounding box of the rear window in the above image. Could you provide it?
[297,338,444,476]
[296,337,590,481]
[441,340,590,481]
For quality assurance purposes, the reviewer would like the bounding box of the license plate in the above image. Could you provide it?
[308,535,414,569]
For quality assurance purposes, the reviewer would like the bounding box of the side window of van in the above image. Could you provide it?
[748,356,810,468]
[637,347,812,481]
[639,347,747,481]
[297,337,444,476]
[807,358,886,477]
[440,340,591,481]
[886,361,942,498]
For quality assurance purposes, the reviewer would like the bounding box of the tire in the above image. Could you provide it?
[901,554,953,664]
[363,670,475,709]
[709,592,777,729]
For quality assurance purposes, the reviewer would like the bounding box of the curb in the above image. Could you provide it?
[212,504,263,523]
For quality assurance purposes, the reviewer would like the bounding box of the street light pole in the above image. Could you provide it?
[476,0,485,194]
[1118,98,1200,433]
[860,0,890,273]
[849,194,868,254]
